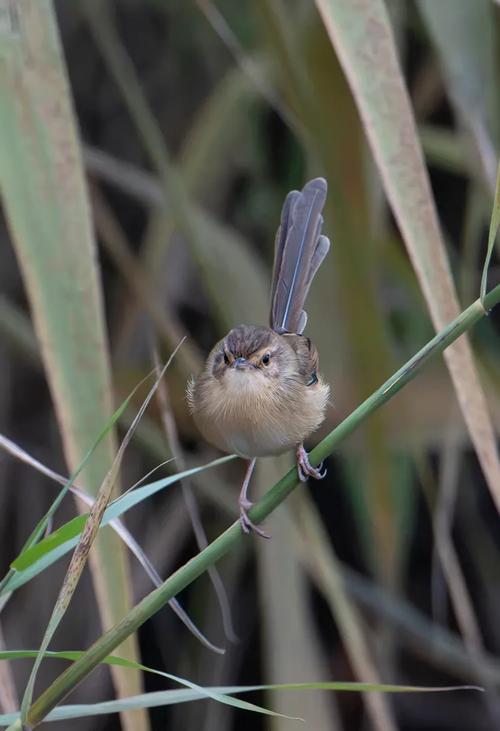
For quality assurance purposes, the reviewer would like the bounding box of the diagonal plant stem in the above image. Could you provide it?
[21,285,500,728]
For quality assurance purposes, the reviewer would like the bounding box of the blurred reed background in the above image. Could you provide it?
[0,0,500,729]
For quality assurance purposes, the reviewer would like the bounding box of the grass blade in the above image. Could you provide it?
[6,455,233,583]
[0,392,131,599]
[2,365,155,584]
[0,670,479,728]
[5,387,133,579]
[314,0,500,511]
[1,653,304,728]
[0,2,148,726]
[0,432,224,654]
[0,652,480,727]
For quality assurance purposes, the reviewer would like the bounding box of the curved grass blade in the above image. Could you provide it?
[0,434,224,655]
[7,455,233,583]
[0,684,480,729]
[0,651,480,728]
[0,375,144,598]
[1,364,160,589]
[2,653,303,729]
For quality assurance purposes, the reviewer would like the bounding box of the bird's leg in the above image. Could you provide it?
[239,458,270,539]
[296,443,326,482]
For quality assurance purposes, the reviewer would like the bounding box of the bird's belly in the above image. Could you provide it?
[193,380,328,459]
[223,424,294,459]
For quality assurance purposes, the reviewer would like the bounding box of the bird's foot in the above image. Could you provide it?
[296,444,326,482]
[239,498,271,539]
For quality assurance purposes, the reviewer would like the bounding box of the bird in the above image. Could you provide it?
[188,178,331,537]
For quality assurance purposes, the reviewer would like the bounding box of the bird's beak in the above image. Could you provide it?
[232,357,251,370]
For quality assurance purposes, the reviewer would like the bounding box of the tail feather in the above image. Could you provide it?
[306,234,330,293]
[270,189,300,313]
[270,178,330,334]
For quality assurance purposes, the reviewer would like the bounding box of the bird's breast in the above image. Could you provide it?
[191,370,329,459]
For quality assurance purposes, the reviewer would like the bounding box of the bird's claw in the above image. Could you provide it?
[296,445,326,481]
[239,499,271,539]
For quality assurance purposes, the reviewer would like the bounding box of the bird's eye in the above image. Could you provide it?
[223,351,230,366]
[262,353,271,366]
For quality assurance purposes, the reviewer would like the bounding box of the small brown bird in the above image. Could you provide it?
[188,178,331,537]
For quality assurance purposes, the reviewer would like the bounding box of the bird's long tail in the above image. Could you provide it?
[269,177,330,335]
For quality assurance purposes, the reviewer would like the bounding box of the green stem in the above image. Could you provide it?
[25,286,500,728]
